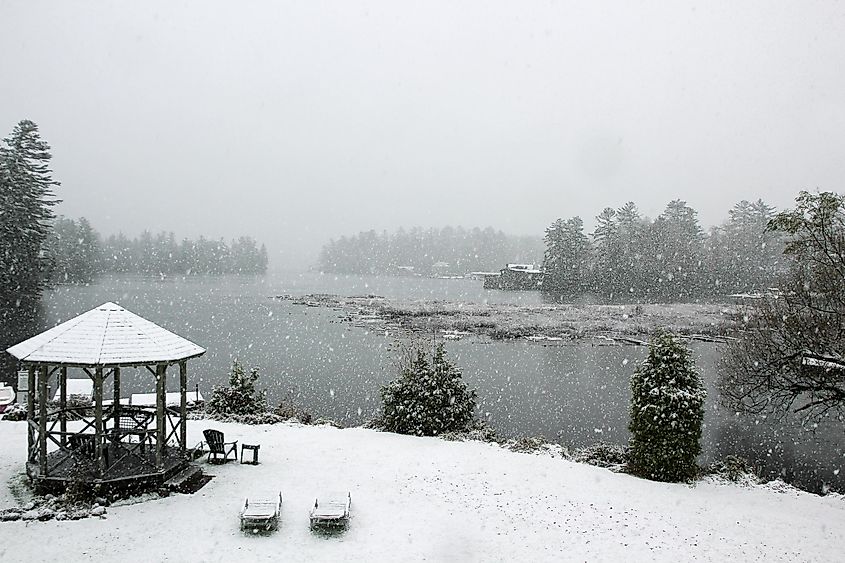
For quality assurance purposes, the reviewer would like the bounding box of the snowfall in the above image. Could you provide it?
[0,420,843,562]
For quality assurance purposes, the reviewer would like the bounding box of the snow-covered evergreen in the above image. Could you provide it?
[380,343,477,436]
[629,332,706,482]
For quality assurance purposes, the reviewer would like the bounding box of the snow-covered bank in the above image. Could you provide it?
[1,420,843,562]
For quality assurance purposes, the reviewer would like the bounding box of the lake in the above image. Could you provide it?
[32,271,845,493]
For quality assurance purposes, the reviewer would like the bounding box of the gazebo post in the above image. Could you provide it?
[113,367,121,431]
[38,364,48,476]
[59,366,67,448]
[26,365,35,455]
[94,367,105,477]
[156,363,166,471]
[179,361,187,456]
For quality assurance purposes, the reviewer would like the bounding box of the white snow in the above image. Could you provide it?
[51,378,93,402]
[0,420,843,562]
[6,302,205,366]
[129,391,204,407]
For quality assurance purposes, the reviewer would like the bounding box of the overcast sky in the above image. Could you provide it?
[1,1,843,267]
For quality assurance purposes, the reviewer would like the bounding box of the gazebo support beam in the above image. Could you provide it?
[94,367,105,477]
[113,367,121,430]
[156,364,166,470]
[26,366,35,454]
[38,364,48,476]
[179,361,187,456]
[59,367,67,448]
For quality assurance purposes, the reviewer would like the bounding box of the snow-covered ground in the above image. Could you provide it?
[1,420,843,562]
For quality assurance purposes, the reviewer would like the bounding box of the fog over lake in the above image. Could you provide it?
[2,1,844,268]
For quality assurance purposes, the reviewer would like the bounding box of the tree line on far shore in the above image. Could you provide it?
[48,218,269,284]
[317,198,785,301]
[318,226,543,276]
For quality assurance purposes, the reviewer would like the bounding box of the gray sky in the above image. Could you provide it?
[2,1,844,267]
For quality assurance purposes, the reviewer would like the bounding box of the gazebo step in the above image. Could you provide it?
[164,464,204,493]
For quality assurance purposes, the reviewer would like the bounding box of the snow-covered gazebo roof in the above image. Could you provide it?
[6,302,205,367]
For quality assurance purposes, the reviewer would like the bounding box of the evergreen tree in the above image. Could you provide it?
[45,216,100,284]
[615,201,646,297]
[0,120,60,338]
[75,217,100,281]
[207,360,267,416]
[542,217,590,296]
[380,343,477,436]
[542,218,568,292]
[650,200,704,300]
[592,207,622,297]
[629,332,706,482]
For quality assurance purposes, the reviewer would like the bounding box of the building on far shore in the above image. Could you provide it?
[483,264,544,290]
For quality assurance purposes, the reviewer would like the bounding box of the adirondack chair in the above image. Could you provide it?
[203,429,238,464]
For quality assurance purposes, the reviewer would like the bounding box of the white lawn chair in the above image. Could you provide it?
[309,491,351,530]
[240,492,282,532]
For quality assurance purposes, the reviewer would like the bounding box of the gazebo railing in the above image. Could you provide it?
[32,404,189,479]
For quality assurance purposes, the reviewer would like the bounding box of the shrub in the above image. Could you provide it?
[628,332,706,482]
[572,442,629,471]
[380,343,477,436]
[1,403,27,421]
[274,395,312,424]
[206,361,267,417]
[706,455,759,484]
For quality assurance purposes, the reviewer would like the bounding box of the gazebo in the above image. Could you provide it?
[6,302,206,494]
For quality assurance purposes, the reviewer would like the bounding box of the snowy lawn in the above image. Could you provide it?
[0,419,843,562]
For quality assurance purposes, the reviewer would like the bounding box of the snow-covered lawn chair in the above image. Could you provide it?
[203,429,237,464]
[309,491,351,530]
[240,492,282,532]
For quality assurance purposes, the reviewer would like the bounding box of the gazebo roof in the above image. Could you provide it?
[6,302,205,367]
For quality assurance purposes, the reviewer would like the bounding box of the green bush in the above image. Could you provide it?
[380,343,477,436]
[206,361,267,416]
[628,332,706,482]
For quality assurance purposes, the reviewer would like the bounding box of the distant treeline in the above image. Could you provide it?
[543,199,785,301]
[318,227,543,275]
[317,198,787,301]
[47,217,269,284]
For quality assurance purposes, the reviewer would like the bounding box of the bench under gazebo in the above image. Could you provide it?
[6,302,206,495]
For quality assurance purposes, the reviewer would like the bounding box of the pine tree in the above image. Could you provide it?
[207,360,267,416]
[380,343,477,436]
[0,120,60,338]
[628,332,706,482]
[542,216,590,296]
[615,201,645,297]
[592,207,621,297]
[542,218,568,292]
[651,200,704,300]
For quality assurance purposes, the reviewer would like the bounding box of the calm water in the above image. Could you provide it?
[32,271,845,493]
